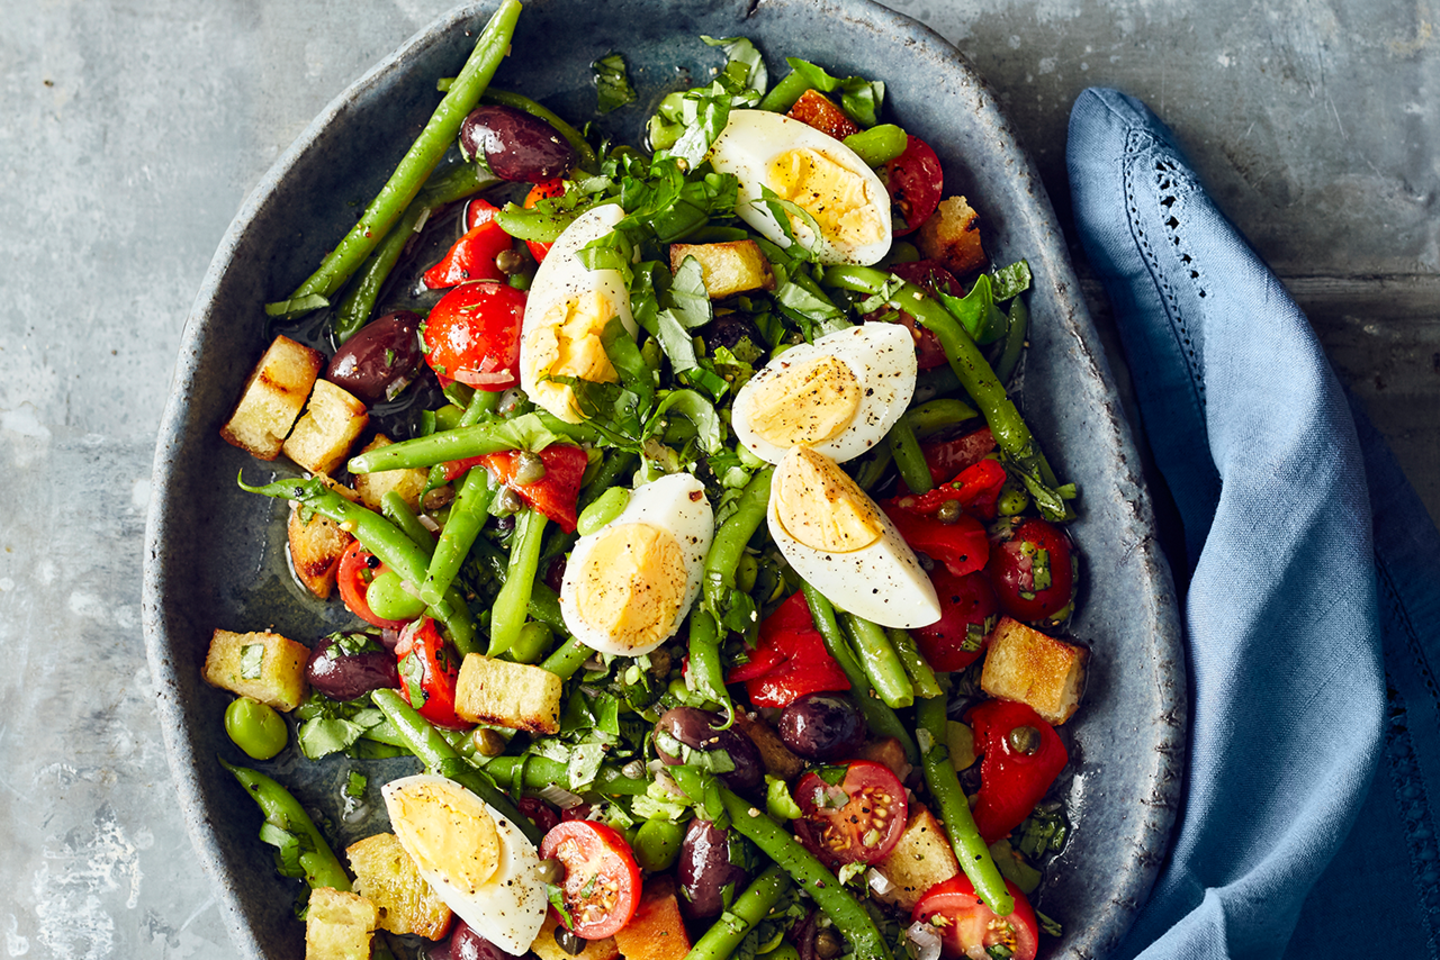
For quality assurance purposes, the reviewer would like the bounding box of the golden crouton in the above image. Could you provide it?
[220,335,324,460]
[346,833,453,939]
[873,804,960,912]
[980,618,1088,725]
[734,711,806,780]
[454,654,563,734]
[282,379,369,476]
[670,241,776,299]
[532,913,619,960]
[304,887,378,960]
[288,502,353,600]
[202,628,309,712]
[352,435,429,511]
[917,196,987,276]
[613,875,691,960]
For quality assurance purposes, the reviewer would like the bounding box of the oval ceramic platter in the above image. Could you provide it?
[142,1,1185,957]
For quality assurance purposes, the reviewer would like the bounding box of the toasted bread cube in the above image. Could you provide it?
[455,654,563,734]
[917,196,986,276]
[288,502,354,599]
[873,804,960,913]
[353,435,430,511]
[734,711,806,780]
[305,887,378,960]
[614,875,691,960]
[282,379,369,476]
[532,913,619,960]
[670,241,776,299]
[202,629,309,711]
[346,833,453,939]
[980,618,1088,725]
[220,335,324,459]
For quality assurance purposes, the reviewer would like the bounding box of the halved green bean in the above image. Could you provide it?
[908,398,979,439]
[842,123,907,167]
[421,467,494,607]
[800,583,919,765]
[683,864,792,960]
[994,295,1029,387]
[488,508,547,656]
[481,755,648,797]
[280,0,522,304]
[370,688,543,845]
[916,695,1013,916]
[718,788,892,960]
[687,610,732,724]
[540,635,591,680]
[840,613,913,708]
[220,759,351,891]
[381,491,434,554]
[349,415,598,474]
[483,88,598,172]
[702,467,772,615]
[887,627,942,698]
[887,413,932,495]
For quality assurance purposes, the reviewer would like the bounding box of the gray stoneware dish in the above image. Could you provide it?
[142,1,1185,957]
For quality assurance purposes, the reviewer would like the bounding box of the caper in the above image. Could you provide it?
[495,486,525,515]
[537,857,566,884]
[554,926,586,956]
[736,553,759,593]
[496,248,525,274]
[513,450,547,486]
[224,697,288,760]
[815,928,844,959]
[422,485,455,511]
[936,500,963,524]
[471,728,507,757]
[1008,725,1042,755]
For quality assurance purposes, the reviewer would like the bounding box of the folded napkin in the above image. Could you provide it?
[1067,88,1440,957]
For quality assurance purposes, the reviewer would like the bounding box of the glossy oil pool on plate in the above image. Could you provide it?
[142,2,1186,957]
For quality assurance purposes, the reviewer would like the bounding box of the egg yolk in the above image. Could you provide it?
[767,148,886,250]
[387,780,501,896]
[526,288,621,423]
[773,445,885,553]
[746,354,862,448]
[574,522,689,650]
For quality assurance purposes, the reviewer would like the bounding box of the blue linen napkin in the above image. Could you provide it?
[1066,88,1440,957]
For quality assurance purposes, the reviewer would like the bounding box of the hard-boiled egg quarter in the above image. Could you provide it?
[520,203,636,423]
[768,445,940,629]
[560,472,714,657]
[732,323,917,465]
[381,775,547,956]
[709,109,892,266]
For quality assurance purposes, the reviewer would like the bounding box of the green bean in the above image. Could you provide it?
[887,627,942,698]
[280,0,522,304]
[840,613,913,709]
[687,610,732,724]
[489,508,547,656]
[421,466,494,607]
[509,621,554,664]
[908,398,979,439]
[219,759,351,891]
[424,389,502,492]
[481,755,649,797]
[800,583,919,766]
[994,294,1029,387]
[887,413,932,495]
[718,789,892,960]
[702,467,772,615]
[370,688,543,845]
[757,70,814,113]
[483,88,598,173]
[577,450,638,512]
[851,444,893,492]
[842,123,908,167]
[577,486,630,535]
[683,864,792,960]
[471,537,569,635]
[381,491,434,555]
[540,635,591,680]
[915,695,1013,916]
[239,477,476,653]
[349,415,599,474]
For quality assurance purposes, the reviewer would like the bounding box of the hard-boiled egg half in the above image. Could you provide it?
[560,473,713,657]
[382,775,546,955]
[709,109,892,265]
[520,203,636,423]
[768,445,940,629]
[732,323,917,465]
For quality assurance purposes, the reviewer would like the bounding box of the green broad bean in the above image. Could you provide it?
[842,124,908,166]
[578,487,630,535]
[634,818,685,872]
[224,697,288,760]
[365,569,427,622]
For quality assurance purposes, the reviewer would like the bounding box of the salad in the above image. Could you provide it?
[205,4,1091,960]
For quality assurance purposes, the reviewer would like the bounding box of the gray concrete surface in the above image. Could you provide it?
[0,0,1434,957]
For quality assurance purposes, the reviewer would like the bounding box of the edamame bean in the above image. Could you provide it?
[366,569,427,621]
[634,819,685,872]
[842,124,908,167]
[577,486,630,535]
[510,621,554,664]
[224,697,288,760]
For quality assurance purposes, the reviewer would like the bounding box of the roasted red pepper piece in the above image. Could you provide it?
[881,503,989,577]
[967,698,1068,844]
[422,198,513,289]
[444,444,589,533]
[728,591,850,708]
[890,459,1008,521]
[522,178,566,263]
[920,426,996,487]
[786,88,861,140]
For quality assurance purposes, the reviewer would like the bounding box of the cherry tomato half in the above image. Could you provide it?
[912,874,1039,960]
[786,89,860,140]
[986,517,1075,624]
[880,135,943,235]
[793,760,908,866]
[393,617,466,729]
[968,697,1068,845]
[539,820,642,939]
[422,197,513,290]
[336,542,412,630]
[727,591,851,709]
[421,281,526,391]
[865,260,960,370]
[913,568,999,672]
[523,178,567,263]
[921,427,997,489]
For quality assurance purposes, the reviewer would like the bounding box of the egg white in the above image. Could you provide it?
[709,109,892,265]
[732,323,917,465]
[560,472,714,657]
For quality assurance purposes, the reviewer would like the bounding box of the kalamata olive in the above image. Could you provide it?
[459,105,575,182]
[446,922,524,960]
[777,693,865,761]
[678,819,749,920]
[325,310,423,402]
[305,632,399,702]
[654,707,764,792]
[699,313,764,356]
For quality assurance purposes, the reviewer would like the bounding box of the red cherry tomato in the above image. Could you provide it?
[336,542,412,630]
[523,178,567,263]
[793,760,908,866]
[421,281,526,391]
[912,874,1039,960]
[880,135,943,235]
[986,517,1076,623]
[393,617,466,729]
[727,592,851,709]
[538,821,642,938]
[786,89,860,140]
[968,697,1068,844]
[865,260,960,370]
[882,506,989,578]
[913,568,999,672]
[422,198,513,289]
[920,427,997,488]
